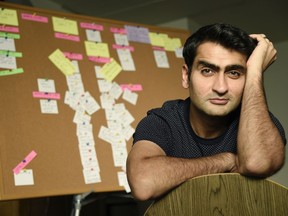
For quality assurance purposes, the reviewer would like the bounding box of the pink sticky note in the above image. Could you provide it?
[13,151,37,174]
[152,46,165,51]
[110,27,127,34]
[0,26,19,33]
[54,32,80,42]
[80,22,104,31]
[33,91,61,100]
[21,13,48,23]
[120,84,143,91]
[64,52,83,60]
[112,44,134,52]
[88,56,111,63]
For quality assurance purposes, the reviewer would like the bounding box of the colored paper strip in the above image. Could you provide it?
[32,91,61,100]
[0,68,24,76]
[112,44,134,52]
[80,22,104,31]
[54,32,80,42]
[64,52,83,60]
[110,27,127,34]
[0,32,20,39]
[21,13,49,23]
[120,84,143,91]
[0,25,19,33]
[0,50,23,57]
[88,56,111,63]
[13,151,37,174]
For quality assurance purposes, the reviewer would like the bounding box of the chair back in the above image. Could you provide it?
[144,173,288,216]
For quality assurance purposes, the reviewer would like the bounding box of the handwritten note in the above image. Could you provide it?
[100,58,122,82]
[85,29,102,42]
[0,55,17,69]
[0,8,18,26]
[14,169,34,186]
[37,78,56,92]
[149,32,168,47]
[85,41,110,58]
[52,16,78,35]
[40,99,59,114]
[153,49,170,68]
[0,38,16,51]
[49,49,75,75]
[125,25,150,44]
[113,33,129,46]
[163,37,182,51]
[116,49,135,71]
[122,89,138,105]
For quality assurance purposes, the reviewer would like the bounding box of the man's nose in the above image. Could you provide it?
[212,73,228,95]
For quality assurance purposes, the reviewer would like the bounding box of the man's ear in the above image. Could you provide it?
[182,64,189,89]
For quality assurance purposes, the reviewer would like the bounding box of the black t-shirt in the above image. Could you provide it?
[133,98,286,158]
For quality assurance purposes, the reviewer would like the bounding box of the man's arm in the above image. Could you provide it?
[237,34,285,176]
[126,140,236,201]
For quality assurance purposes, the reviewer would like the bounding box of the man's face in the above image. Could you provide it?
[182,42,247,117]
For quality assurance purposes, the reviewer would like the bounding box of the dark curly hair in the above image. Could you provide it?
[182,23,258,78]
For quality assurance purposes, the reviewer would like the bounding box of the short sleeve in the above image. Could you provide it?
[133,114,171,152]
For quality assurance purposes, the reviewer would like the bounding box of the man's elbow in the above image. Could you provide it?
[238,154,285,177]
[128,174,156,201]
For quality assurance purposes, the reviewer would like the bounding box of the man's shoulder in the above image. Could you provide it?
[148,98,188,116]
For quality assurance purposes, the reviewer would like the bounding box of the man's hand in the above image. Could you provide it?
[247,34,277,73]
[224,152,238,173]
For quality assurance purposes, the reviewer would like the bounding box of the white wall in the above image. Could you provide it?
[158,19,288,187]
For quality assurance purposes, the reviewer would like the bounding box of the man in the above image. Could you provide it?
[126,23,286,201]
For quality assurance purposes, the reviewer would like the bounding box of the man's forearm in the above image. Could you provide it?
[127,152,235,200]
[237,75,285,176]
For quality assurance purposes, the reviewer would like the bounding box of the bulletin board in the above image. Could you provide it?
[0,2,189,200]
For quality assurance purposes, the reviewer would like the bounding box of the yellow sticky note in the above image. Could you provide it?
[52,16,79,35]
[100,59,122,82]
[0,8,18,26]
[85,41,110,58]
[149,32,168,47]
[164,37,182,52]
[48,49,75,75]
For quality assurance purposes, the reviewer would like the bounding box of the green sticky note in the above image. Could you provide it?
[0,50,22,57]
[0,68,24,76]
[0,32,20,39]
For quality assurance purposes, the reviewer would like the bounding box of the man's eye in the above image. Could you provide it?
[201,69,213,76]
[227,71,241,79]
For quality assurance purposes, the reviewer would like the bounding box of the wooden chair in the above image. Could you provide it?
[144,173,288,216]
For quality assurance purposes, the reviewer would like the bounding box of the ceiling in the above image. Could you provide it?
[3,0,288,43]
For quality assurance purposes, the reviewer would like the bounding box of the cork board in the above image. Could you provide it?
[0,2,189,200]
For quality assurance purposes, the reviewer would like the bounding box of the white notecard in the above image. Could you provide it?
[14,169,34,186]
